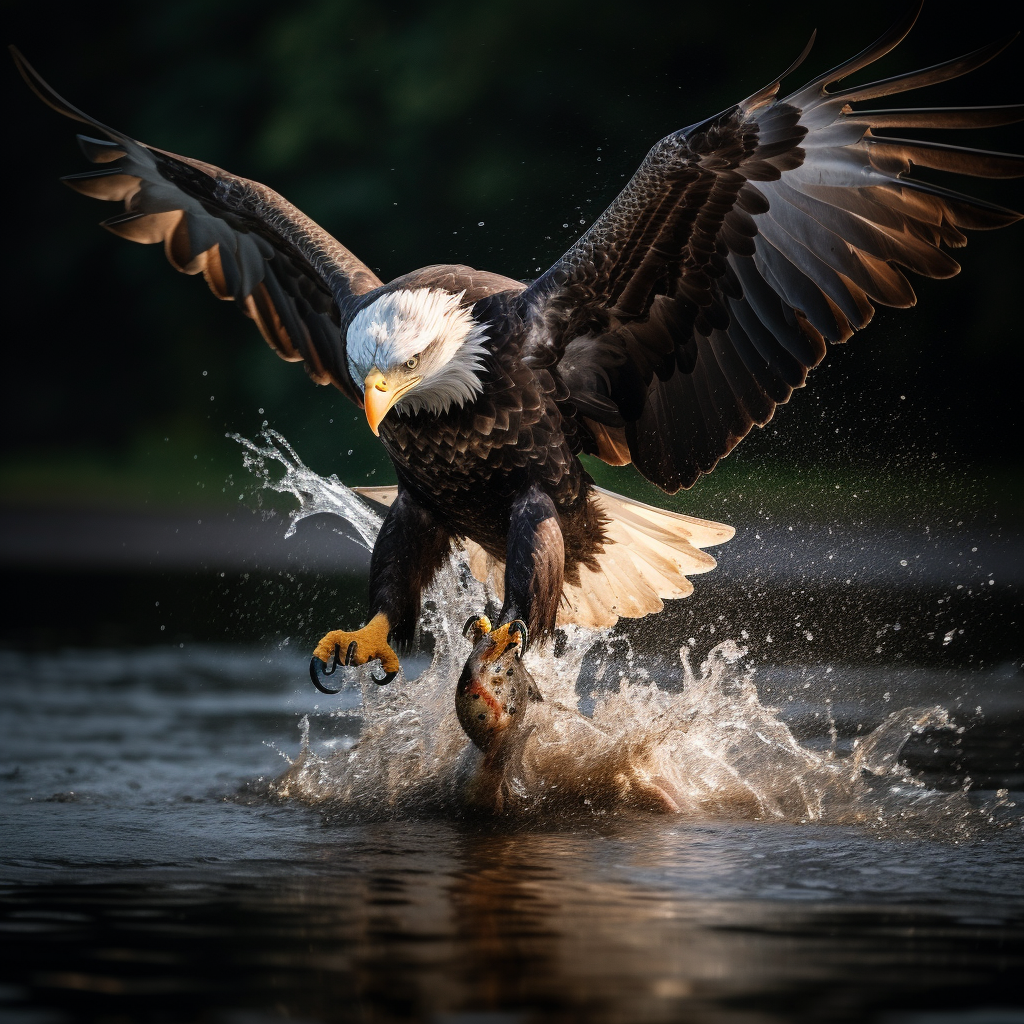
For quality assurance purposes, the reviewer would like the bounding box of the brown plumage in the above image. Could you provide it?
[12,3,1023,688]
[521,11,1023,490]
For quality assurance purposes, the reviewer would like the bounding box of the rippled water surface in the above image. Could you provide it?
[2,642,1023,1024]
[2,435,1022,1023]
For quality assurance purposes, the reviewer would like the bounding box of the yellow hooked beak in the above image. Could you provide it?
[363,367,421,436]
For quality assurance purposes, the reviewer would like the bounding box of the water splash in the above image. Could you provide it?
[237,430,976,826]
[232,428,383,551]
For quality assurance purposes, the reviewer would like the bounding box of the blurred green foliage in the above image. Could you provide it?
[2,0,1022,510]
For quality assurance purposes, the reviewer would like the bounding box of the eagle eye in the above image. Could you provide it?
[405,356,419,370]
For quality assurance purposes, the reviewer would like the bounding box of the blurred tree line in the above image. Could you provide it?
[2,0,1022,509]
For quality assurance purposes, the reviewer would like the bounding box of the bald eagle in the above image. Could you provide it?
[13,2,1022,691]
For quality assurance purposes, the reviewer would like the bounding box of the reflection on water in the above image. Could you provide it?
[1,640,1022,1021]
[1,431,1021,1021]
[2,816,1023,1023]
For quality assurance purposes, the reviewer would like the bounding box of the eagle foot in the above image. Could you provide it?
[483,619,529,661]
[461,615,528,659]
[462,615,492,643]
[309,612,400,693]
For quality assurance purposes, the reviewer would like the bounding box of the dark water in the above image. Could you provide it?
[3,435,1023,1022]
[2,643,1023,1024]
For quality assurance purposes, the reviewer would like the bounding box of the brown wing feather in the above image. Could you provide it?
[12,46,382,406]
[520,4,1023,492]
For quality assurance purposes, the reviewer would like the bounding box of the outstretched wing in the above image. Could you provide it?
[12,47,382,406]
[519,4,1024,492]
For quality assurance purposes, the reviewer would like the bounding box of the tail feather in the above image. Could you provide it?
[595,487,733,549]
[461,488,733,630]
[354,484,734,630]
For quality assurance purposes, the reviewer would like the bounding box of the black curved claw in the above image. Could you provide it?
[310,641,397,690]
[507,619,529,658]
[309,644,343,694]
[369,663,399,686]
[462,614,481,639]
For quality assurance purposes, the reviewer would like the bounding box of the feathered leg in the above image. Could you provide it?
[311,489,451,690]
[501,485,565,643]
[460,484,565,692]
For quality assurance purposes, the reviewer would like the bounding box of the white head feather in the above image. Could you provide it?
[346,288,490,417]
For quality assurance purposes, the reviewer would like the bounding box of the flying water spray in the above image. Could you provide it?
[237,430,990,828]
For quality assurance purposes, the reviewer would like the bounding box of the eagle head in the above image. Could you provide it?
[346,288,490,434]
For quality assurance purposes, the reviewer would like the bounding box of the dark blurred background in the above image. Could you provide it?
[1,0,1022,647]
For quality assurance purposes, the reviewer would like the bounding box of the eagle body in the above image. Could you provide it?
[349,270,610,643]
[13,2,1024,688]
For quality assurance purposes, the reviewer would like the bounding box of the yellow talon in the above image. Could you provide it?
[313,611,400,675]
[477,619,528,663]
[462,615,492,643]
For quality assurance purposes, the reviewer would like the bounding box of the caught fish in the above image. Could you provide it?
[456,616,543,752]
[456,616,681,814]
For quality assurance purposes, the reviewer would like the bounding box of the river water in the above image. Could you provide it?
[2,433,1022,1023]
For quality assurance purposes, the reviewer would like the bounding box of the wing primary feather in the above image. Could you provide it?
[787,0,924,100]
[11,46,127,141]
[76,135,126,163]
[826,36,1017,105]
[864,136,1024,179]
[845,105,1024,130]
[61,169,139,202]
[888,175,1022,228]
[739,30,818,114]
